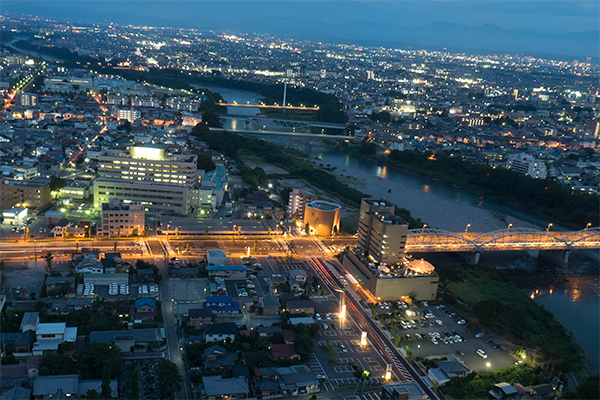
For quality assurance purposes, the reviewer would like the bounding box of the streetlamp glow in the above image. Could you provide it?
[360,331,368,347]
[546,223,553,233]
[585,222,592,230]
[465,224,471,232]
[486,362,491,367]
[339,304,346,319]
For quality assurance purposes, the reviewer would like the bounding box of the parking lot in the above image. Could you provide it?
[397,303,518,373]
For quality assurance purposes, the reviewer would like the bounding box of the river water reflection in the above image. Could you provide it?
[513,275,600,371]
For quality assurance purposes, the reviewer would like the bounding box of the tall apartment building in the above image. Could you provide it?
[357,198,408,265]
[288,189,317,219]
[98,198,145,237]
[93,144,199,215]
[0,177,51,209]
[113,108,141,122]
[506,153,547,179]
[16,92,38,107]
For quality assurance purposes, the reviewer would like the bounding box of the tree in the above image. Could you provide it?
[101,364,112,399]
[305,223,310,235]
[157,360,182,399]
[49,176,67,192]
[42,252,54,271]
[294,333,313,360]
[277,282,290,293]
[196,154,216,172]
[128,367,140,400]
[84,389,102,399]
[201,110,221,128]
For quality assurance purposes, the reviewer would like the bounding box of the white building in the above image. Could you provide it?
[99,198,145,237]
[113,108,141,122]
[2,207,27,225]
[33,322,77,355]
[288,188,317,219]
[506,153,547,179]
[93,144,199,215]
[207,249,227,266]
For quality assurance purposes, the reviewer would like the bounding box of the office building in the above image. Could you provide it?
[357,198,408,265]
[93,144,199,215]
[98,198,145,237]
[288,188,317,219]
[304,200,341,236]
[0,177,51,209]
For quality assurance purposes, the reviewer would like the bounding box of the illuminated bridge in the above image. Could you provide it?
[405,227,600,266]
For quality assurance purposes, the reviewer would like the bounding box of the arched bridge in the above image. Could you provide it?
[405,227,600,252]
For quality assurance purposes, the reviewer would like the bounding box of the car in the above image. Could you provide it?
[405,334,412,341]
[436,320,443,326]
[457,319,466,325]
[326,313,331,320]
[317,374,326,380]
[267,255,273,259]
[474,332,484,338]
[454,335,462,343]
[441,337,448,345]
[431,338,438,345]
[477,349,488,358]
[447,337,454,344]
[415,333,423,340]
[456,350,465,356]
[249,274,256,279]
[315,313,321,320]
[485,339,494,344]
[491,344,501,349]
[411,321,417,329]
[421,301,428,307]
[340,345,348,353]
[15,286,21,294]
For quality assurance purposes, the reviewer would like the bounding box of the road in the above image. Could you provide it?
[309,257,442,400]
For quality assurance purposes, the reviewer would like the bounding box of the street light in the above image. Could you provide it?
[585,222,591,230]
[465,224,471,233]
[507,223,512,231]
[546,223,553,233]
[486,362,491,368]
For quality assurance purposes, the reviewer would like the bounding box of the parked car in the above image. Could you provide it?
[474,332,484,338]
[456,350,465,356]
[477,349,488,358]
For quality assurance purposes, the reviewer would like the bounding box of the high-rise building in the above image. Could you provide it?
[288,189,317,219]
[93,144,199,215]
[357,198,408,265]
[16,93,38,107]
[304,200,341,236]
[113,108,141,122]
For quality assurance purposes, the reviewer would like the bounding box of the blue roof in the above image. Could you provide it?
[206,295,233,303]
[207,265,248,271]
[135,298,156,309]
[207,303,241,312]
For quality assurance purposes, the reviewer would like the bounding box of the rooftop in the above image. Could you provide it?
[305,200,341,212]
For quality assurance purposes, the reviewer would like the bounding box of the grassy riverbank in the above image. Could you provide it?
[436,263,586,375]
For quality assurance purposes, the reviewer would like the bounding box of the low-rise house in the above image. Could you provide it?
[72,253,103,274]
[203,345,237,371]
[205,295,241,315]
[257,326,282,338]
[288,268,308,283]
[489,382,519,399]
[33,323,77,356]
[89,328,166,352]
[260,293,281,316]
[0,331,35,355]
[427,359,471,385]
[277,365,319,395]
[283,330,297,345]
[1,385,32,400]
[285,300,316,316]
[102,253,123,273]
[201,375,249,400]
[59,298,93,314]
[33,374,79,399]
[207,265,247,280]
[269,344,300,360]
[204,323,237,343]
[131,298,157,322]
[288,278,305,293]
[20,312,39,332]
[188,308,212,328]
[44,276,75,293]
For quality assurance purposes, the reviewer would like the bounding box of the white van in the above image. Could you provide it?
[477,349,488,358]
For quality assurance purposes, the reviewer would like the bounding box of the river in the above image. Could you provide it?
[198,84,600,371]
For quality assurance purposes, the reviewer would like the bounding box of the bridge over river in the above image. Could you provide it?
[405,227,600,266]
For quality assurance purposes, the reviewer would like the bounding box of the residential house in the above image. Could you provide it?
[277,365,319,395]
[257,326,282,338]
[59,298,93,314]
[33,374,79,399]
[205,296,241,315]
[130,298,157,322]
[489,382,519,399]
[188,308,212,328]
[260,293,280,316]
[72,253,103,274]
[285,300,316,316]
[32,323,77,356]
[44,276,75,293]
[204,323,237,343]
[102,253,123,273]
[203,345,237,372]
[269,344,300,360]
[207,265,247,280]
[0,385,32,400]
[89,328,166,353]
[283,330,297,345]
[20,312,39,332]
[427,359,471,386]
[287,278,305,294]
[201,375,249,400]
[288,268,308,283]
[0,331,35,355]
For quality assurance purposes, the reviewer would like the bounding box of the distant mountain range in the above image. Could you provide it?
[4,2,598,61]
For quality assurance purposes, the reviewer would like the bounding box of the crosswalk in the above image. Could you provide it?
[381,343,412,381]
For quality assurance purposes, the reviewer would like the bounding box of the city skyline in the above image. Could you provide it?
[3,1,599,59]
